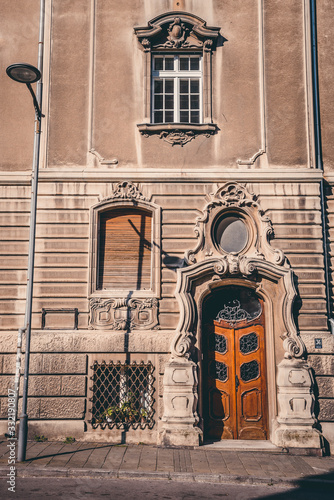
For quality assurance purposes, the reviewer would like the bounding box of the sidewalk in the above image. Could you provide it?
[0,440,334,488]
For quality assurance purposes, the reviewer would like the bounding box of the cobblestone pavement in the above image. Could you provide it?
[0,441,333,487]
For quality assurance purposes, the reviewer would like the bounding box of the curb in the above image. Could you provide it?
[1,466,334,489]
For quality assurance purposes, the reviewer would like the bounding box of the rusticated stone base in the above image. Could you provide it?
[273,424,324,455]
[159,425,202,447]
[26,420,85,441]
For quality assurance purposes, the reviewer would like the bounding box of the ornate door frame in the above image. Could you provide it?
[160,183,322,451]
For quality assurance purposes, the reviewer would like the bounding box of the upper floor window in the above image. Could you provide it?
[135,13,222,145]
[152,54,202,124]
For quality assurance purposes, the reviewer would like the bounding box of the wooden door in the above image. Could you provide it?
[205,299,268,440]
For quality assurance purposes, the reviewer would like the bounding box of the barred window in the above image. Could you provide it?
[89,361,155,429]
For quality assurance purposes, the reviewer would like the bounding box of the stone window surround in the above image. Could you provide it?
[89,198,161,300]
[134,11,221,144]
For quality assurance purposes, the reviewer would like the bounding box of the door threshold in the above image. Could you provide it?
[201,440,281,452]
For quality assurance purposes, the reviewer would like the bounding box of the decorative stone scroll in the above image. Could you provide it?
[160,130,195,147]
[89,297,159,330]
[171,256,305,360]
[184,182,285,266]
[167,182,305,360]
[111,181,146,201]
[137,124,217,146]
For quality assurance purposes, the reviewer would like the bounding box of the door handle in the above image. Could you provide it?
[235,374,240,391]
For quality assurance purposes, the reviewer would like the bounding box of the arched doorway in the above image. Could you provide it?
[202,286,268,441]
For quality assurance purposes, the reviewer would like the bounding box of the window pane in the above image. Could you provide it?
[165,79,174,94]
[154,57,163,70]
[165,111,174,123]
[190,94,199,110]
[154,111,163,123]
[180,57,189,71]
[180,111,189,123]
[190,111,200,123]
[165,57,174,70]
[190,57,200,70]
[165,94,174,110]
[154,80,163,94]
[180,94,189,110]
[190,80,199,93]
[154,94,163,109]
[180,80,189,94]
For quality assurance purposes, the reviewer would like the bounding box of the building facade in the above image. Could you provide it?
[1,0,334,454]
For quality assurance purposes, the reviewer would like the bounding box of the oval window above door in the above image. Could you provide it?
[213,214,249,254]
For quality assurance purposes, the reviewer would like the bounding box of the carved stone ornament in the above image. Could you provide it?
[89,297,159,330]
[111,181,146,201]
[138,123,217,146]
[170,257,305,361]
[160,130,194,146]
[184,182,285,267]
[166,17,188,48]
[134,12,221,52]
[169,182,305,361]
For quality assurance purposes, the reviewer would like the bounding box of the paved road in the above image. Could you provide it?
[0,476,333,500]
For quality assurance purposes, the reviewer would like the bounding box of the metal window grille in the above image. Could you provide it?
[89,361,155,429]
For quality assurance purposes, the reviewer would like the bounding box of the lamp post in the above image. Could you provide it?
[6,0,45,463]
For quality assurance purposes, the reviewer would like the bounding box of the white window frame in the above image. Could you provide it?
[151,54,203,124]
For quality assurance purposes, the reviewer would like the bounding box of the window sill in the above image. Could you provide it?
[137,123,218,146]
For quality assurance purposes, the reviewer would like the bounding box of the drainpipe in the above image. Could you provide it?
[310,0,333,333]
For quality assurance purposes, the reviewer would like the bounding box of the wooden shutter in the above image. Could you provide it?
[98,208,152,290]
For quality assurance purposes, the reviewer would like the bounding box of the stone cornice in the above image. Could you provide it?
[0,169,325,185]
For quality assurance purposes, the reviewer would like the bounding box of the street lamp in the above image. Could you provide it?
[6,63,43,119]
[6,60,43,463]
[6,63,41,83]
[6,58,43,463]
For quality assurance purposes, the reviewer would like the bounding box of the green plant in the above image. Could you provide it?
[140,408,148,418]
[63,436,76,444]
[101,394,148,424]
[102,405,120,422]
[34,435,47,442]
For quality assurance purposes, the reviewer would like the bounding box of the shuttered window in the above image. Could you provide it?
[98,208,152,290]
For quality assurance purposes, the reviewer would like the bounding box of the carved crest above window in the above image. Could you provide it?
[134,12,221,52]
